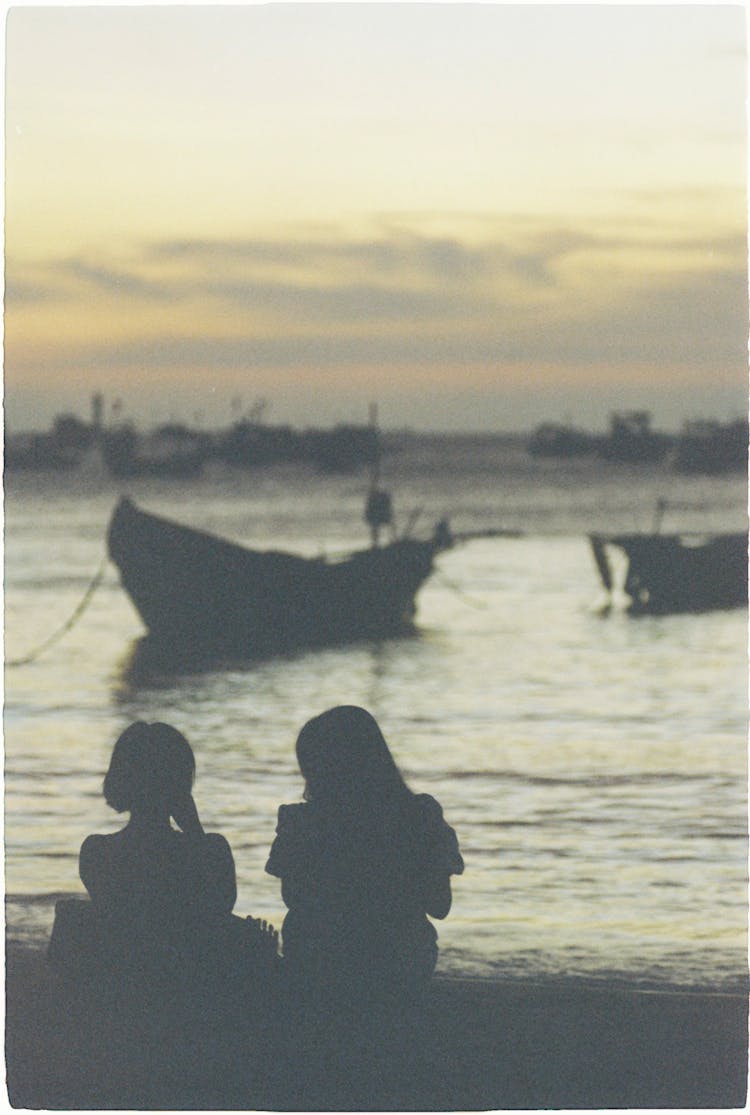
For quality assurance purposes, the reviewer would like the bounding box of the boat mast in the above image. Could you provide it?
[652,497,667,534]
[364,403,393,548]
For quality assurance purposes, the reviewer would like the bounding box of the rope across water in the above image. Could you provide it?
[6,554,110,667]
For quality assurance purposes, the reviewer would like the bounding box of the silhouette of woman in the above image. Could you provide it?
[51,720,276,986]
[266,705,463,1000]
[46,722,280,1104]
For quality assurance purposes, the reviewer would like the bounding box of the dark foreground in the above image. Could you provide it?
[5,944,748,1110]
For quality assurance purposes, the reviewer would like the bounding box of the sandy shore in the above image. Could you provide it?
[5,942,748,1110]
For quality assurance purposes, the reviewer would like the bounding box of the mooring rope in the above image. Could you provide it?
[6,553,110,667]
[433,570,490,610]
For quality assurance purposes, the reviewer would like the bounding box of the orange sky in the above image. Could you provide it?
[5,4,747,431]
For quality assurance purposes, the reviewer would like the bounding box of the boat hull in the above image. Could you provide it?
[107,498,438,657]
[590,532,748,614]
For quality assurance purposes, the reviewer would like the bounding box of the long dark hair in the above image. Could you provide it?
[296,705,413,814]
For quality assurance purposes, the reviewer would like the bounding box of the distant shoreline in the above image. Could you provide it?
[6,941,747,1109]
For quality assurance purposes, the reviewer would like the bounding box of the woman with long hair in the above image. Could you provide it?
[266,705,463,998]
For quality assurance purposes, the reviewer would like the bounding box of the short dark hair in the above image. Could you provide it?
[103,721,195,813]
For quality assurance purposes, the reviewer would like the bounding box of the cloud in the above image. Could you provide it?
[524,265,749,371]
[196,276,484,323]
[149,225,617,287]
[12,214,745,309]
[149,232,493,284]
[24,256,745,379]
[146,221,746,295]
[6,214,747,382]
[55,257,179,300]
[4,277,63,305]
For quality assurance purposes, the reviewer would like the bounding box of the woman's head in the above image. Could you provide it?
[296,705,411,808]
[103,721,195,814]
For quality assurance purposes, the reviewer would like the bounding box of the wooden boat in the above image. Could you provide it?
[107,497,443,657]
[589,530,748,614]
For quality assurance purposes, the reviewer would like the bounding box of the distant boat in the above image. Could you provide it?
[305,424,379,473]
[214,420,379,473]
[598,411,672,464]
[102,425,205,479]
[4,433,82,472]
[589,530,748,614]
[214,420,301,467]
[107,497,443,658]
[527,422,597,458]
[673,419,748,475]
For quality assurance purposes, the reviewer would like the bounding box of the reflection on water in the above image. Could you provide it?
[4,442,748,991]
[115,635,258,694]
[115,629,424,696]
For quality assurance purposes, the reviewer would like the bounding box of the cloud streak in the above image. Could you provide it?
[6,213,747,381]
[55,257,180,301]
[15,263,745,376]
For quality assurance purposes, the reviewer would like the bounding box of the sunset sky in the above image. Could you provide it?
[5,4,748,432]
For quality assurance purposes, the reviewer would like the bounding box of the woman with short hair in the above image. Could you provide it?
[52,720,276,986]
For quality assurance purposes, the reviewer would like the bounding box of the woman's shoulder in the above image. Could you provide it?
[78,832,118,889]
[202,831,235,869]
[202,830,233,850]
[171,829,234,865]
[412,793,446,824]
[275,802,311,831]
[79,831,116,860]
[81,830,121,844]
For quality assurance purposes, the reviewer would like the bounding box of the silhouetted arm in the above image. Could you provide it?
[279,872,307,908]
[266,804,311,909]
[172,796,237,911]
[422,873,452,919]
[171,793,205,838]
[417,795,464,919]
[202,833,237,915]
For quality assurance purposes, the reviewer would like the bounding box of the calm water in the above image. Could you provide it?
[4,434,748,991]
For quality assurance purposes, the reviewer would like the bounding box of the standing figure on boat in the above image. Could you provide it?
[266,704,464,1005]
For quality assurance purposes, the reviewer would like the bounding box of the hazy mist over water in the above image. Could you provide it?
[4,434,747,991]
